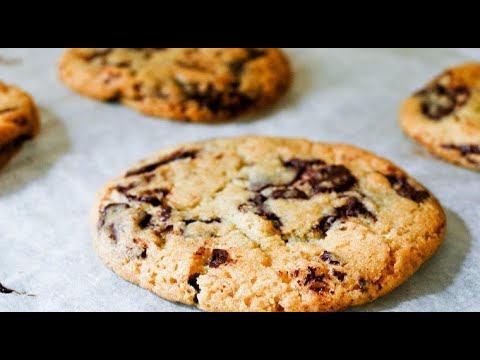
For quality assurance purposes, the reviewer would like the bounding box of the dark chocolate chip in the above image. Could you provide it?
[306,165,357,194]
[320,251,340,266]
[417,83,470,120]
[385,174,429,203]
[262,211,283,230]
[271,187,308,200]
[159,205,172,222]
[284,158,326,170]
[229,48,266,76]
[126,149,198,177]
[188,273,201,304]
[303,267,326,292]
[441,144,480,156]
[138,212,152,229]
[140,248,147,259]
[314,197,376,236]
[332,270,346,282]
[208,249,229,268]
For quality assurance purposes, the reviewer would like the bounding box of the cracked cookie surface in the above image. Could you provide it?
[92,136,446,312]
[59,48,291,122]
[400,63,480,171]
[0,81,40,169]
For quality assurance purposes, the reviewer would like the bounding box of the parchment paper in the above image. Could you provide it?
[1,48,478,312]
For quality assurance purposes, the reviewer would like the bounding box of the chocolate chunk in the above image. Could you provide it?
[98,203,130,229]
[417,83,470,120]
[332,270,346,282]
[303,267,326,292]
[125,189,168,207]
[188,273,201,304]
[229,48,267,76]
[284,158,326,170]
[208,249,229,268]
[305,165,357,194]
[175,80,255,114]
[0,282,14,294]
[320,251,340,265]
[140,248,148,259]
[262,211,283,230]
[441,144,480,155]
[271,187,308,199]
[385,174,429,203]
[138,212,152,229]
[126,149,198,177]
[159,205,172,222]
[185,218,221,225]
[314,197,376,236]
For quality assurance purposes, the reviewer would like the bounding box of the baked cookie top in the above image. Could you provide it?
[400,63,480,171]
[0,81,40,169]
[59,48,291,122]
[92,136,445,312]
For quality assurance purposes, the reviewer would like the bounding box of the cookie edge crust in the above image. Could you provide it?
[91,137,447,311]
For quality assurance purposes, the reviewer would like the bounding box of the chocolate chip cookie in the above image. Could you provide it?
[0,81,40,169]
[400,63,480,171]
[59,48,291,122]
[92,136,446,312]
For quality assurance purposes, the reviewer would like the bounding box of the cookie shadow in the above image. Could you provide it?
[0,107,70,196]
[355,208,471,312]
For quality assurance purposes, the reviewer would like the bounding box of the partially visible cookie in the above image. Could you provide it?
[400,63,480,171]
[92,136,446,312]
[59,48,291,122]
[0,81,40,169]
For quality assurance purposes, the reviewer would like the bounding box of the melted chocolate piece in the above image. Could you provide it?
[208,249,229,268]
[175,80,255,115]
[305,165,357,194]
[302,267,326,292]
[126,149,197,177]
[138,212,152,229]
[416,83,470,120]
[320,251,340,266]
[229,48,267,76]
[314,197,376,236]
[385,174,429,203]
[332,270,346,282]
[271,187,308,200]
[188,274,201,304]
[442,144,480,155]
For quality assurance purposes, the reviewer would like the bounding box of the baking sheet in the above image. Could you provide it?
[0,48,478,312]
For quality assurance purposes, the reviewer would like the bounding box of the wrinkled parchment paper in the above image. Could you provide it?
[1,48,478,312]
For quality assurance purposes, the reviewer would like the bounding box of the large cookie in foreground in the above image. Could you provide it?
[59,48,291,122]
[400,63,480,171]
[92,136,446,312]
[0,81,40,169]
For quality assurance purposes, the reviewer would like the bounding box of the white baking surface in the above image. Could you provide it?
[0,48,478,312]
